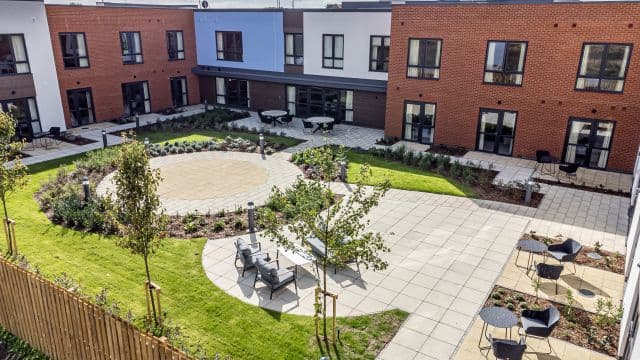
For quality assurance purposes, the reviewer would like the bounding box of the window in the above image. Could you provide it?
[407,38,441,79]
[166,31,185,61]
[122,81,150,115]
[170,77,188,107]
[322,34,344,69]
[564,118,614,169]
[0,34,30,75]
[369,36,390,72]
[59,33,89,69]
[285,33,303,65]
[477,109,517,156]
[67,88,95,127]
[215,77,249,107]
[216,31,242,61]
[576,43,632,93]
[0,98,40,139]
[286,85,352,123]
[120,32,143,64]
[403,101,436,144]
[484,41,526,86]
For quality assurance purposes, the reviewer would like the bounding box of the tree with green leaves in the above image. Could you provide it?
[0,111,28,255]
[260,146,390,341]
[113,134,167,326]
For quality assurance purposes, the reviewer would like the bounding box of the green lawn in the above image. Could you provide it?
[137,128,304,149]
[6,134,406,360]
[346,151,476,197]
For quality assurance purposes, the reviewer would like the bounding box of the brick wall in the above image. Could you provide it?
[46,5,200,127]
[385,2,640,172]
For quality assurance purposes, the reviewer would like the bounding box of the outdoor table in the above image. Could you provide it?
[515,239,548,274]
[276,244,316,277]
[261,110,288,118]
[306,116,334,133]
[478,306,518,349]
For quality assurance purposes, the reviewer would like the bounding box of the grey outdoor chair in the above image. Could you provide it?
[302,120,314,134]
[489,334,526,360]
[305,236,359,274]
[234,238,269,277]
[519,305,560,354]
[254,257,297,300]
[547,238,582,273]
[535,262,564,294]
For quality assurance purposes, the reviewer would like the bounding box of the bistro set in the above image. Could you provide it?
[478,237,583,358]
[535,149,581,181]
[258,109,336,134]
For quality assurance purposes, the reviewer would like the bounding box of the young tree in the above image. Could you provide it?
[0,111,28,255]
[113,134,167,326]
[260,146,390,340]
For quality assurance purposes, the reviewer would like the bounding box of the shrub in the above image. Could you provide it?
[212,221,225,232]
[234,220,245,230]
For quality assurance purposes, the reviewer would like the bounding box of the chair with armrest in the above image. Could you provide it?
[254,257,297,299]
[234,238,269,277]
[489,334,526,360]
[547,238,582,273]
[519,305,560,354]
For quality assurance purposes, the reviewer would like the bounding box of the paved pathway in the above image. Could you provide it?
[97,151,302,214]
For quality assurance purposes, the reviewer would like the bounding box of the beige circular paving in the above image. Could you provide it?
[97,151,302,214]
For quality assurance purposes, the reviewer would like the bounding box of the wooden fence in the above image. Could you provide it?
[0,258,192,360]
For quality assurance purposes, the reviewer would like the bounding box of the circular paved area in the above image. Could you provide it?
[97,151,302,214]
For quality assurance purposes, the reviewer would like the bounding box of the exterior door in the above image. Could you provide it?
[170,77,188,108]
[225,78,249,108]
[402,101,436,144]
[564,118,614,169]
[67,88,95,127]
[0,98,41,139]
[477,109,517,156]
[292,86,348,123]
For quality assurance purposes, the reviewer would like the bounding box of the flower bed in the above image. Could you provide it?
[523,231,625,274]
[488,285,620,356]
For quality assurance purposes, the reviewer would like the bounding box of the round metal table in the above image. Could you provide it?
[516,239,548,274]
[478,306,518,348]
[306,116,335,133]
[261,110,288,118]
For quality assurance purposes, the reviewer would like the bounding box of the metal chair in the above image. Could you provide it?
[535,262,564,294]
[535,150,555,175]
[234,238,269,277]
[277,114,293,126]
[547,238,582,273]
[519,305,560,354]
[46,127,62,146]
[302,120,314,134]
[558,163,579,181]
[257,110,273,125]
[489,334,526,360]
[254,257,297,300]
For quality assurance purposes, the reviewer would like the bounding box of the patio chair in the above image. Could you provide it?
[305,236,359,274]
[557,163,579,181]
[322,121,334,135]
[234,238,269,277]
[534,262,564,294]
[302,120,314,134]
[254,257,297,299]
[489,334,526,360]
[257,109,273,125]
[535,150,555,175]
[46,127,62,146]
[519,305,560,354]
[547,238,582,273]
[278,114,293,126]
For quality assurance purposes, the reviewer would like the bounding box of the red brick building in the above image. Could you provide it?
[46,5,200,128]
[385,2,640,172]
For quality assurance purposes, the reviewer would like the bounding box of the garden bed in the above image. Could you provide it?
[534,177,631,197]
[488,286,620,356]
[426,144,469,157]
[59,135,97,146]
[523,232,625,274]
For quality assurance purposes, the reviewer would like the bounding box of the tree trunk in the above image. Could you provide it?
[143,246,158,327]
[1,193,12,255]
[322,259,327,340]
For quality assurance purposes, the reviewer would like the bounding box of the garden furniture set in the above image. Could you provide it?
[516,238,583,294]
[258,109,293,127]
[535,149,580,180]
[479,304,560,359]
[258,109,335,134]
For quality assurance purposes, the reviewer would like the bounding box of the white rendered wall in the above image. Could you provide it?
[0,1,66,131]
[303,11,390,81]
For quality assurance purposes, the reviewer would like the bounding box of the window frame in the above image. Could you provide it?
[215,31,243,62]
[66,87,96,127]
[369,35,390,73]
[561,117,616,169]
[59,32,90,70]
[170,76,189,107]
[475,108,518,156]
[121,80,151,115]
[402,100,437,144]
[322,34,344,70]
[119,31,143,65]
[483,40,528,87]
[284,85,352,123]
[575,42,633,94]
[406,37,442,80]
[284,33,304,66]
[0,33,31,76]
[166,30,185,61]
[0,97,41,139]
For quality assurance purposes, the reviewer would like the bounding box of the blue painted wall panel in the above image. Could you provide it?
[195,11,284,72]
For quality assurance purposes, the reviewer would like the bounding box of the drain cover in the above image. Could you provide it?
[587,252,602,260]
[579,288,595,298]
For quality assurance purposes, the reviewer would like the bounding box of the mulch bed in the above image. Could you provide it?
[487,286,619,356]
[535,178,630,197]
[426,144,469,157]
[522,232,625,275]
[59,136,97,146]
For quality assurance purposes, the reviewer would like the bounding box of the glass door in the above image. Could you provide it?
[67,88,95,127]
[477,109,517,156]
[564,118,614,169]
[225,78,249,108]
[170,77,188,108]
[1,98,41,139]
[402,101,436,144]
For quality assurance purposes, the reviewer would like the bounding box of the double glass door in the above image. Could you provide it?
[477,109,517,156]
[403,101,436,144]
[225,78,249,108]
[293,86,349,123]
[0,97,41,139]
[564,118,614,169]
